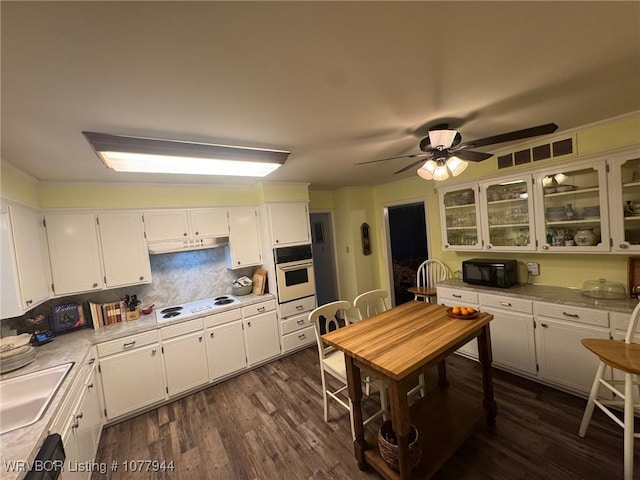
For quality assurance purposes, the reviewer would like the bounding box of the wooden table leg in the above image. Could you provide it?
[388,379,412,479]
[437,359,449,389]
[344,355,367,469]
[477,324,497,425]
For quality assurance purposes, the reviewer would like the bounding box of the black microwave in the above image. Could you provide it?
[462,259,518,288]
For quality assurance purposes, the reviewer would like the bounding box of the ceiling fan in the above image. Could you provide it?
[356,122,558,180]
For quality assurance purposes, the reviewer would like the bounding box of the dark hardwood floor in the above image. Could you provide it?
[93,347,637,479]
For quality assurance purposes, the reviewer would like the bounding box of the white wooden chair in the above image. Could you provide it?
[353,289,426,399]
[578,301,640,480]
[414,259,450,302]
[309,300,387,439]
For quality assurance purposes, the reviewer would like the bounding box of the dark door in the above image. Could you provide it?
[310,212,338,305]
[388,203,427,305]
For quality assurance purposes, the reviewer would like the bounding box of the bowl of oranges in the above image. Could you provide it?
[447,306,479,319]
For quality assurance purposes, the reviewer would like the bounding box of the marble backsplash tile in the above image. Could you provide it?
[2,247,256,335]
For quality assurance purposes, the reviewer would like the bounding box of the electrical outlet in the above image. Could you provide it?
[527,262,539,276]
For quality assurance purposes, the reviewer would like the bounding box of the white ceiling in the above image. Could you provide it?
[2,1,639,190]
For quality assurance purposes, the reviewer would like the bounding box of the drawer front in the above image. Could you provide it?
[242,299,277,318]
[610,311,632,332]
[534,301,609,327]
[204,308,242,328]
[161,318,204,340]
[97,330,159,357]
[281,312,313,335]
[479,293,533,314]
[437,287,478,305]
[280,296,316,318]
[282,325,316,353]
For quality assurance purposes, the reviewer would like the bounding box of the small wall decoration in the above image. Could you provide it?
[361,222,372,255]
[50,303,86,334]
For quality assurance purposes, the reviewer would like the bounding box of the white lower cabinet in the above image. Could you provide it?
[205,309,246,379]
[161,319,209,397]
[52,349,104,480]
[98,331,166,420]
[243,300,281,366]
[479,294,537,375]
[279,296,316,353]
[534,316,610,395]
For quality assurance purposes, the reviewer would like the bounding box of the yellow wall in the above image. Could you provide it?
[0,165,39,208]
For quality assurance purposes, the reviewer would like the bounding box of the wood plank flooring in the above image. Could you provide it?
[92,347,637,479]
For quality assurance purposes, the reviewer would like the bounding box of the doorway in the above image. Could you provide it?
[310,212,339,306]
[385,202,428,306]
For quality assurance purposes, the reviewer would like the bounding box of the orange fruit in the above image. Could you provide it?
[467,307,476,314]
[452,306,460,315]
[460,307,469,316]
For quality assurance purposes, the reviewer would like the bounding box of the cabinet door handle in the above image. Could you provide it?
[198,336,203,342]
[486,244,492,249]
[500,302,512,307]
[183,232,188,236]
[452,294,462,298]
[195,231,199,236]
[87,383,94,390]
[619,244,629,249]
[296,319,305,325]
[151,348,157,355]
[87,358,96,365]
[92,283,98,288]
[257,306,266,312]
[247,321,252,327]
[123,341,136,349]
[75,413,83,421]
[540,323,549,328]
[562,312,579,318]
[139,276,144,281]
[296,304,304,311]
[26,299,33,305]
[210,332,214,338]
[298,333,306,340]
[542,245,549,250]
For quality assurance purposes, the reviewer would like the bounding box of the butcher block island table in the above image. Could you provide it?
[322,301,496,480]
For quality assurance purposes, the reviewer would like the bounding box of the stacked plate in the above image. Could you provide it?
[0,334,36,373]
[581,206,600,219]
[546,206,566,222]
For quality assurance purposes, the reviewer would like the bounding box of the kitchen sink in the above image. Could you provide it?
[0,362,74,435]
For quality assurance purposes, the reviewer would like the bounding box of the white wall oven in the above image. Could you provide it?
[274,245,315,304]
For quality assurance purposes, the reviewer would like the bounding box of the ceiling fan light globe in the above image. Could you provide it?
[417,167,434,180]
[554,172,568,184]
[446,156,468,176]
[428,129,458,149]
[542,176,553,187]
[433,165,450,181]
[417,159,437,180]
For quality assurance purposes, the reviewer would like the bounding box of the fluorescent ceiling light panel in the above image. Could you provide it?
[83,132,289,177]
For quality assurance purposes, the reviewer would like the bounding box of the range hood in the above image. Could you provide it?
[147,237,229,255]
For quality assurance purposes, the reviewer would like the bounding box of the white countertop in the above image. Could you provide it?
[0,292,275,480]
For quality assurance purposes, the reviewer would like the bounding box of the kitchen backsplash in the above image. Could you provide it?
[1,248,255,335]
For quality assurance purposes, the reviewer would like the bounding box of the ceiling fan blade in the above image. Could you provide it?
[394,158,427,174]
[456,123,558,150]
[454,150,493,162]
[355,153,428,165]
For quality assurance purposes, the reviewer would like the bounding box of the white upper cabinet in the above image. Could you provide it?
[533,159,610,253]
[607,147,640,253]
[97,211,151,288]
[267,203,311,246]
[45,212,103,296]
[8,206,50,311]
[143,208,229,242]
[226,207,262,268]
[479,174,536,252]
[189,208,229,238]
[143,210,190,242]
[438,182,483,251]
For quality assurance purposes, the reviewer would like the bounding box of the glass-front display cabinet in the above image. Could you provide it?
[479,174,536,251]
[533,159,610,253]
[608,148,640,252]
[438,182,482,250]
